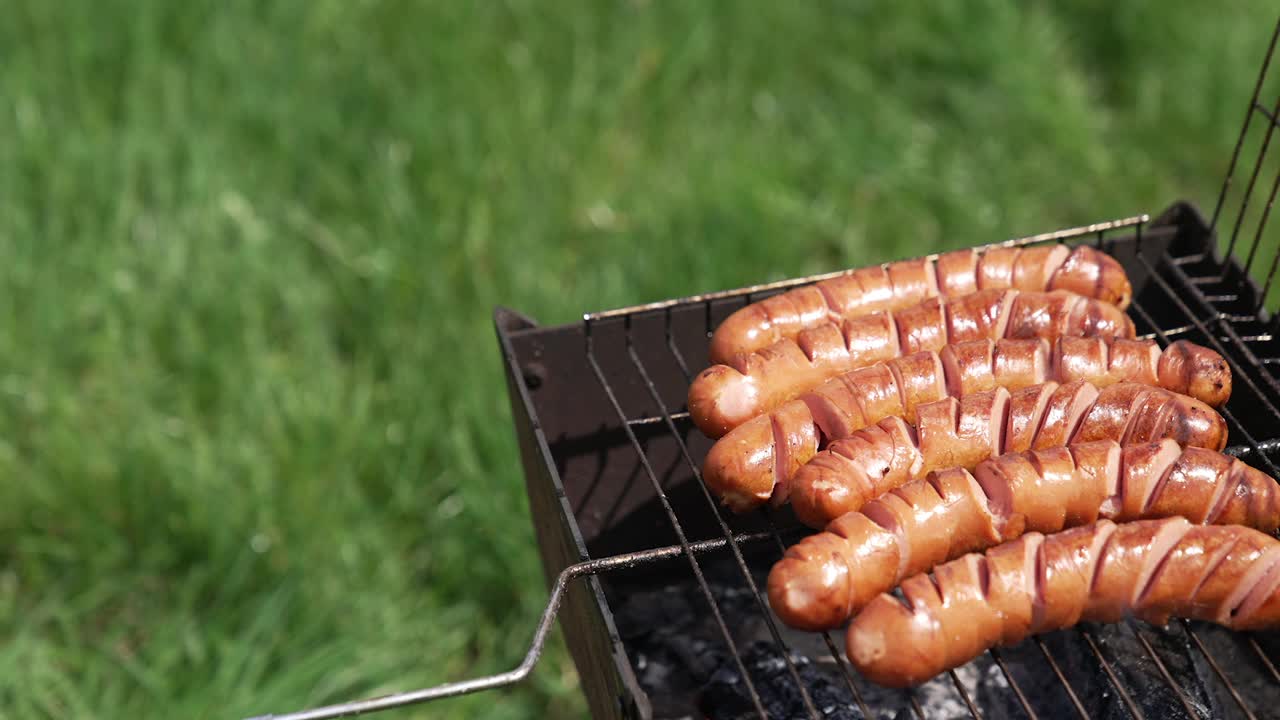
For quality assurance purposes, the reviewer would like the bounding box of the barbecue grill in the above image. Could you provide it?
[251,17,1280,720]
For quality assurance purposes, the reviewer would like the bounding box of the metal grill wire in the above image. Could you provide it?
[1214,16,1280,302]
[583,202,1280,720]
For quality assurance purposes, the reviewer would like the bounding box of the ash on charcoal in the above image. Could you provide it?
[1183,623,1280,720]
[701,641,863,720]
[1033,619,1271,720]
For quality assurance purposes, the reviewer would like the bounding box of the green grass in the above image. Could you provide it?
[0,2,1276,718]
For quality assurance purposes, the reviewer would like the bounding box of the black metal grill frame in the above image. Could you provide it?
[247,14,1280,720]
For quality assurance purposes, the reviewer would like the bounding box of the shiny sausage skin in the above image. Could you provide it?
[700,338,1228,513]
[767,440,1279,631]
[708,245,1132,364]
[701,358,1228,515]
[689,291,1148,437]
[691,331,1226,438]
[845,518,1280,687]
[785,382,1227,527]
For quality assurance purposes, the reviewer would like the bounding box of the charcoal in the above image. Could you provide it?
[1112,623,1214,718]
[606,550,1280,718]
[1185,623,1280,720]
[1036,627,1142,720]
[1085,624,1196,717]
[701,641,864,720]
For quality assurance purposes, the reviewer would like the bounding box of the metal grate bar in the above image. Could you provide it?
[582,321,774,719]
[618,314,824,720]
[665,306,694,381]
[817,632,876,718]
[1256,231,1280,310]
[1181,621,1258,720]
[1221,91,1280,272]
[1034,637,1090,719]
[1079,629,1144,719]
[1256,100,1280,129]
[1152,296,1280,411]
[627,412,690,427]
[1224,437,1280,458]
[949,672,983,720]
[1246,635,1280,683]
[988,648,1039,720]
[1128,625,1202,720]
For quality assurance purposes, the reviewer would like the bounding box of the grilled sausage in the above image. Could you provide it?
[845,518,1280,687]
[700,337,1228,512]
[690,291,1152,437]
[767,440,1279,631]
[783,382,1227,527]
[708,245,1132,364]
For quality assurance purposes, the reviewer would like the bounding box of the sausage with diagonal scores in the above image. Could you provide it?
[782,382,1227,528]
[708,245,1132,364]
[700,335,1229,511]
[845,518,1280,687]
[690,291,1152,437]
[767,440,1279,631]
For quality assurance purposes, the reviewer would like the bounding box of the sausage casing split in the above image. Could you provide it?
[767,440,1279,631]
[700,336,1229,512]
[708,245,1132,364]
[690,290,1157,437]
[845,518,1280,687]
[781,382,1227,527]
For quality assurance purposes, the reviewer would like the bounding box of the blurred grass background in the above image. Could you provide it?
[1,1,1277,718]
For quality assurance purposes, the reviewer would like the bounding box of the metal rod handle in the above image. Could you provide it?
[243,532,773,720]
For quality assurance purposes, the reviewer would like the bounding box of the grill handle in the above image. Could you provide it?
[242,533,771,720]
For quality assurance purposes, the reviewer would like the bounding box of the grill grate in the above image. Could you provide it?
[572,210,1275,720]
[246,14,1280,720]
[561,206,1280,719]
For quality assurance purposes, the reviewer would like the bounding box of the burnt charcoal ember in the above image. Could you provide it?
[891,656,1029,720]
[613,575,727,715]
[1111,623,1215,718]
[949,656,1031,720]
[1185,623,1280,719]
[699,642,1032,720]
[612,554,875,718]
[701,642,863,720]
[1036,627,1144,720]
[983,641,1098,719]
[1036,621,1224,720]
